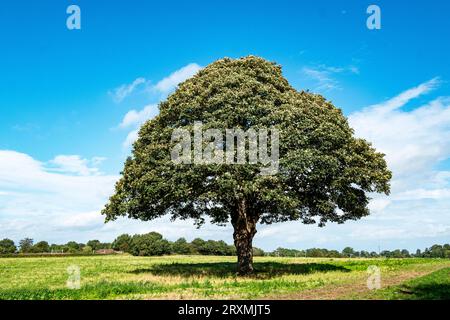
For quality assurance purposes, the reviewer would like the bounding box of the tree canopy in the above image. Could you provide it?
[0,239,16,254]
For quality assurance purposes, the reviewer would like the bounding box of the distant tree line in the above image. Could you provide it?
[0,233,238,257]
[1,235,449,259]
[0,238,111,255]
[268,245,450,258]
[112,233,238,256]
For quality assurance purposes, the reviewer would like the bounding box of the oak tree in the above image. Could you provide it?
[102,56,391,275]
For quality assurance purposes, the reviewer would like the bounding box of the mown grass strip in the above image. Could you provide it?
[0,281,168,300]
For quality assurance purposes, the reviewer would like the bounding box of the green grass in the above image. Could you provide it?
[365,267,450,300]
[0,255,448,300]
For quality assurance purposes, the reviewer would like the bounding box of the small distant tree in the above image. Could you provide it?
[391,249,400,258]
[342,247,355,257]
[328,250,341,258]
[227,244,237,256]
[66,241,80,252]
[306,248,322,257]
[50,244,62,253]
[252,247,265,257]
[86,240,101,251]
[82,245,93,254]
[401,249,410,258]
[0,239,16,254]
[443,244,450,258]
[32,241,50,253]
[360,250,370,258]
[99,242,112,250]
[216,240,229,255]
[172,238,195,255]
[191,238,207,255]
[445,249,450,259]
[112,234,133,253]
[429,244,444,258]
[19,238,34,253]
[131,232,171,256]
[380,250,392,258]
[274,247,303,257]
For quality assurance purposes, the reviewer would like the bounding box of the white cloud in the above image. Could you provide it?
[349,66,360,75]
[109,63,202,104]
[393,188,450,201]
[49,155,106,176]
[123,129,139,148]
[119,104,157,128]
[58,211,105,229]
[154,63,202,93]
[303,67,339,91]
[368,198,391,214]
[109,77,148,103]
[349,223,450,240]
[0,150,119,242]
[256,222,344,249]
[0,151,112,198]
[349,78,450,185]
[343,78,450,243]
[357,77,440,114]
[302,64,359,92]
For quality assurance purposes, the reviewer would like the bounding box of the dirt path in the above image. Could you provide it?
[266,264,448,300]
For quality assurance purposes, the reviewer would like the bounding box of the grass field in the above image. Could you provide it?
[0,255,449,300]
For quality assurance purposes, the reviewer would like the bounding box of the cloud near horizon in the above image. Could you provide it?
[0,150,119,242]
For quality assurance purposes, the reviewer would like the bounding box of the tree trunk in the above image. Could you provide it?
[233,225,256,275]
[232,199,258,276]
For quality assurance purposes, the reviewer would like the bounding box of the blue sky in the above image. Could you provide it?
[1,0,449,252]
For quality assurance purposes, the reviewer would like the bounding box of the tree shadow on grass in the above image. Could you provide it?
[130,262,350,279]
[397,283,450,300]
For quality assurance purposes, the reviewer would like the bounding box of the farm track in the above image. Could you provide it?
[267,263,448,300]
